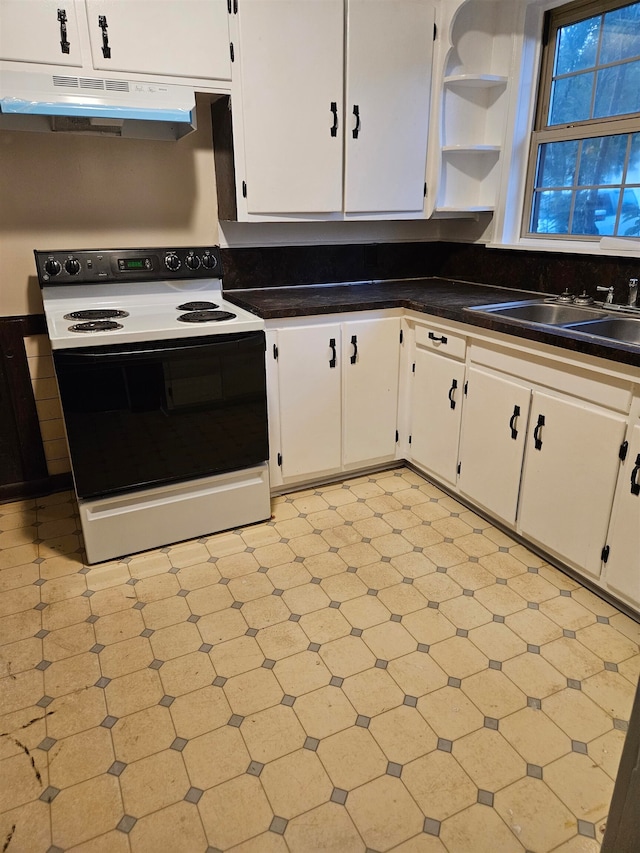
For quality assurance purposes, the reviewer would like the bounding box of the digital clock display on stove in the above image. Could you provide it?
[118,257,153,271]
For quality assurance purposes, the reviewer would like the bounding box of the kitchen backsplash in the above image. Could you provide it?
[221,241,640,306]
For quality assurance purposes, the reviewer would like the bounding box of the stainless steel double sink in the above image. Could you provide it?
[466,299,640,347]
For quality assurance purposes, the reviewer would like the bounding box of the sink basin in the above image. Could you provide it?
[468,301,610,325]
[564,317,640,345]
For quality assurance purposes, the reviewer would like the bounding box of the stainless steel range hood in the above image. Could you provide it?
[0,70,196,140]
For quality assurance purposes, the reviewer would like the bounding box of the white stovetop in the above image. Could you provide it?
[41,279,264,349]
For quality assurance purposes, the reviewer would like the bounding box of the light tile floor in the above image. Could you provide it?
[1,467,639,853]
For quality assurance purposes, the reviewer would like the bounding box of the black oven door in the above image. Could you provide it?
[53,331,268,499]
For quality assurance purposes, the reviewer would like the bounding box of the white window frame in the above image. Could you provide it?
[491,0,640,258]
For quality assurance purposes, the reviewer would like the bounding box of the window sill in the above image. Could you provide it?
[487,235,640,258]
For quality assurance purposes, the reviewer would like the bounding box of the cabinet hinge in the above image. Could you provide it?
[412,362,416,374]
[273,343,278,360]
[601,544,610,564]
[619,440,629,461]
[464,381,468,396]
[242,180,247,198]
[395,430,399,443]
[230,42,235,62]
[457,462,461,475]
[424,182,427,198]
[433,22,437,40]
[399,329,404,344]
[277,453,282,467]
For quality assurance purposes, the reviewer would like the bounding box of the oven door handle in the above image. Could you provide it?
[53,331,265,364]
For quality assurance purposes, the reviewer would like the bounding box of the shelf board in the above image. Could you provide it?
[443,74,508,88]
[442,145,501,153]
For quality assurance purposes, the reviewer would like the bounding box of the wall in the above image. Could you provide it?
[0,96,219,318]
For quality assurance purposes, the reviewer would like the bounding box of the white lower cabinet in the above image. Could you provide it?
[269,314,400,486]
[517,391,627,580]
[458,365,531,524]
[603,421,640,605]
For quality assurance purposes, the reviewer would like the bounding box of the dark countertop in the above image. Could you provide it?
[224,277,640,370]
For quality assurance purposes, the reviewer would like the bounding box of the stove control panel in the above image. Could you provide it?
[34,247,223,286]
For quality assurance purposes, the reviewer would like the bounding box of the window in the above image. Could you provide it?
[525,0,640,241]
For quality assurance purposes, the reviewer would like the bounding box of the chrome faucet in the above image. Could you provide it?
[596,285,615,304]
[629,278,638,308]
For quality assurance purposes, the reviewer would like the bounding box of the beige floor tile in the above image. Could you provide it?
[502,653,567,699]
[241,703,305,763]
[337,501,377,523]
[241,594,291,629]
[147,620,206,661]
[336,541,382,568]
[273,517,314,540]
[299,607,352,644]
[589,727,627,781]
[479,552,528,579]
[48,725,114,788]
[0,544,39,572]
[40,573,86,603]
[293,684,356,739]
[438,595,493,631]
[128,800,207,853]
[618,653,640,686]
[499,706,571,766]
[169,685,231,740]
[402,608,456,646]
[210,635,265,677]
[166,541,212,569]
[321,571,368,602]
[261,748,332,819]
[0,668,43,715]
[319,634,377,677]
[389,550,437,580]
[159,651,215,697]
[172,559,222,590]
[241,523,283,547]
[422,541,471,568]
[44,652,100,697]
[387,650,448,697]
[403,749,477,820]
[282,582,331,616]
[285,801,363,853]
[185,584,233,616]
[317,725,387,789]
[412,572,463,603]
[391,834,448,852]
[539,596,598,631]
[182,725,249,789]
[0,609,41,647]
[111,704,176,763]
[549,836,601,853]
[361,621,418,661]
[199,773,273,848]
[321,524,366,551]
[461,669,527,719]
[0,800,51,852]
[353,516,394,539]
[289,534,331,559]
[87,585,135,617]
[216,551,260,578]
[340,594,392,630]
[197,608,248,645]
[537,563,581,591]
[609,611,640,644]
[292,494,331,513]
[346,774,424,850]
[50,773,123,849]
[440,803,525,853]
[446,561,496,591]
[540,636,605,681]
[454,727,526,791]
[341,667,404,717]
[581,669,635,721]
[42,597,90,631]
[94,607,145,645]
[46,687,107,740]
[545,751,614,823]
[354,562,403,591]
[104,668,164,718]
[576,622,639,663]
[127,552,173,579]
[133,573,180,603]
[99,637,154,680]
[397,525,445,552]
[428,635,488,679]
[255,621,309,660]
[0,584,40,618]
[265,561,312,590]
[120,748,190,817]
[431,516,474,540]
[39,553,86,582]
[494,777,576,852]
[505,609,564,646]
[507,571,561,604]
[468,621,527,661]
[0,706,47,761]
[369,704,437,764]
[417,685,484,741]
[228,572,275,603]
[223,667,283,716]
[274,650,332,696]
[0,750,47,813]
[0,636,42,676]
[229,831,289,853]
[0,562,39,592]
[571,586,619,618]
[543,689,613,742]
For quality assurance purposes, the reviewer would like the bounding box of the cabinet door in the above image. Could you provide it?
[0,0,82,66]
[342,317,400,467]
[411,349,465,486]
[344,0,434,213]
[237,0,344,213]
[276,324,342,481]
[85,0,231,80]
[603,423,640,608]
[458,366,531,525]
[518,391,627,579]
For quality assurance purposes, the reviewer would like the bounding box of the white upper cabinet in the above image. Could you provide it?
[0,0,83,66]
[344,0,433,213]
[237,0,344,214]
[232,0,434,218]
[85,0,231,80]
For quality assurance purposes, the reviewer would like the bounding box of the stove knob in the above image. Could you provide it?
[65,258,81,276]
[165,252,181,271]
[44,258,62,277]
[201,252,218,270]
[185,253,201,270]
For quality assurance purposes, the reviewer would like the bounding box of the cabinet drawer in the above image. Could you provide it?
[415,324,466,360]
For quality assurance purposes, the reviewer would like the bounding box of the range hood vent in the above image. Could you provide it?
[0,71,196,140]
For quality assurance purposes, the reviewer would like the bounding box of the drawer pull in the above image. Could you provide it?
[509,405,521,440]
[428,332,448,344]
